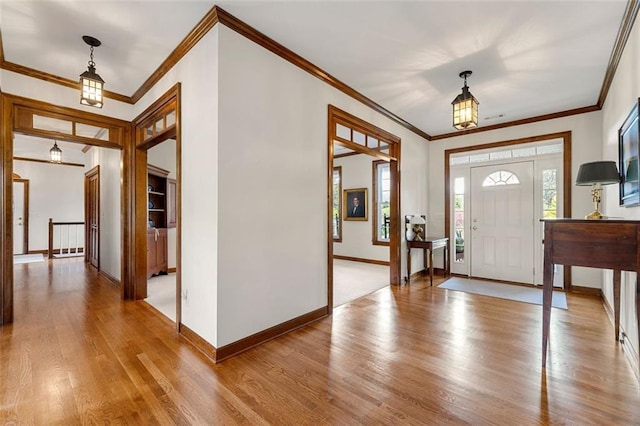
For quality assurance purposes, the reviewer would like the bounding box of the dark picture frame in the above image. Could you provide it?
[343,188,368,221]
[619,99,640,207]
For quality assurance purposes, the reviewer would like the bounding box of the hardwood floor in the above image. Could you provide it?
[2,258,639,424]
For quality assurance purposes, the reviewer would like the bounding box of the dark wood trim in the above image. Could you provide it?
[568,285,603,297]
[98,269,120,287]
[598,0,640,108]
[216,7,431,141]
[167,267,177,274]
[328,108,335,312]
[0,60,132,104]
[131,8,219,103]
[179,323,217,362]
[2,92,14,324]
[333,255,390,266]
[334,151,361,159]
[13,156,84,167]
[215,307,328,363]
[444,131,572,285]
[432,106,599,141]
[371,159,390,246]
[332,166,342,242]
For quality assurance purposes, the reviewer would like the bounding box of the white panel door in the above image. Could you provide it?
[470,162,534,283]
[13,181,25,254]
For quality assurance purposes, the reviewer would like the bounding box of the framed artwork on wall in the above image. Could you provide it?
[343,188,368,221]
[619,99,640,207]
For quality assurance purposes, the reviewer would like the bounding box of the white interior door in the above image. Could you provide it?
[13,181,25,254]
[470,162,534,283]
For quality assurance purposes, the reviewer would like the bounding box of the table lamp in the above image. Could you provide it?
[407,215,426,241]
[575,161,620,219]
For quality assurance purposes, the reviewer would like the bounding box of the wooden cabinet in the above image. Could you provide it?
[147,228,167,278]
[147,165,170,277]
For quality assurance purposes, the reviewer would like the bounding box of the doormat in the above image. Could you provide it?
[13,253,45,264]
[439,277,568,309]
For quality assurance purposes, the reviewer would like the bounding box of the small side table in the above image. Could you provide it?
[407,237,449,285]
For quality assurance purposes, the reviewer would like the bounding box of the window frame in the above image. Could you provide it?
[372,160,390,246]
[332,166,342,242]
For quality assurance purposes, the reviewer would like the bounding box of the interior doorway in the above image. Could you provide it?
[12,177,29,255]
[327,105,401,312]
[85,166,100,268]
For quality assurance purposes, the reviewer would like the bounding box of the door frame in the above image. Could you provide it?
[1,92,132,325]
[12,176,29,254]
[85,165,100,269]
[327,105,401,313]
[131,84,182,329]
[444,131,572,286]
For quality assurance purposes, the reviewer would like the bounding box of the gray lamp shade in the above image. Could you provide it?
[575,161,620,186]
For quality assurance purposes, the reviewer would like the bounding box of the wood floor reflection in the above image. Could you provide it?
[2,258,639,424]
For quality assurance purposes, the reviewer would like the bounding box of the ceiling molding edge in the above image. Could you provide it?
[130,6,219,103]
[598,0,639,108]
[431,105,600,141]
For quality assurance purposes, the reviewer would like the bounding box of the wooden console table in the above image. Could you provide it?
[541,219,640,372]
[406,237,449,285]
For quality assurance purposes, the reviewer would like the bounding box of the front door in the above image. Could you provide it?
[470,162,534,283]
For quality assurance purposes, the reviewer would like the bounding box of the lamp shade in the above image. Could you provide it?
[575,161,620,186]
[410,215,426,224]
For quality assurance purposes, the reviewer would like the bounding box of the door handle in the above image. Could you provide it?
[472,226,477,230]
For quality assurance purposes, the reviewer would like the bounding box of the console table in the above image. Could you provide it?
[541,219,640,372]
[406,237,449,285]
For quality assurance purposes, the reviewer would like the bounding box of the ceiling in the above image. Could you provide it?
[0,1,630,138]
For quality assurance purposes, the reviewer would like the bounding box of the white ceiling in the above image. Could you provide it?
[0,1,629,137]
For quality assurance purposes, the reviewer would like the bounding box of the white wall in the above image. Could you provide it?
[600,16,640,359]
[428,111,603,287]
[215,25,429,347]
[13,160,85,251]
[148,139,177,269]
[333,154,389,262]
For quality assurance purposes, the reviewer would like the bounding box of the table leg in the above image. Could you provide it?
[429,248,434,286]
[444,243,449,277]
[613,270,621,341]
[541,258,554,367]
[406,246,411,284]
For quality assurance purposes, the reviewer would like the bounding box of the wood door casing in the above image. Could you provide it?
[85,166,100,269]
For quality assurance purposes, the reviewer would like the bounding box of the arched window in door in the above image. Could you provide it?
[482,170,520,187]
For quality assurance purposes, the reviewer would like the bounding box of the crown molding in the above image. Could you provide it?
[0,59,133,104]
[431,105,600,141]
[598,0,640,108]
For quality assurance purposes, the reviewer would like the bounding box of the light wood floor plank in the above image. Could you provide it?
[1,258,639,424]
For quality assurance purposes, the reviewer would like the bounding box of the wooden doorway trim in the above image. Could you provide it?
[0,93,132,325]
[85,166,100,269]
[131,83,181,329]
[327,105,401,314]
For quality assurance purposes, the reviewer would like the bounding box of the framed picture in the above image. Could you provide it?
[343,188,368,221]
[619,99,640,207]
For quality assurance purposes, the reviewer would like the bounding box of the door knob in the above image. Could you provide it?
[472,226,477,230]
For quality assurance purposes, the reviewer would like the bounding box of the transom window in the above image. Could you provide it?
[482,170,520,187]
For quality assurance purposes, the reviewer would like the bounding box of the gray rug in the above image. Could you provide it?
[439,277,568,309]
[13,253,45,264]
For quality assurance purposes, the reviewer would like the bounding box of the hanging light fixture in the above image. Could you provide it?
[451,70,479,130]
[79,35,105,108]
[49,140,62,163]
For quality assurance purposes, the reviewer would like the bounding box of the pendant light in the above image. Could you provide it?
[50,140,62,163]
[79,35,105,108]
[451,70,479,130]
